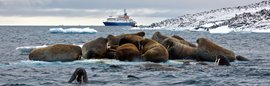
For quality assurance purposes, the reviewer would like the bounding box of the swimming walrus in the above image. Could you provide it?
[68,67,89,84]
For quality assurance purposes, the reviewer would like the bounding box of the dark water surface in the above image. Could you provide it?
[0,26,269,86]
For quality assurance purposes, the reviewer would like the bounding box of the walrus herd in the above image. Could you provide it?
[29,31,249,65]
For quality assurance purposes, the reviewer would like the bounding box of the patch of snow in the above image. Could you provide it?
[209,26,233,34]
[130,27,194,31]
[252,29,270,33]
[150,1,270,34]
[201,23,215,28]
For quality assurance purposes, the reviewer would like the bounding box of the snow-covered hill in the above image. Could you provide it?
[150,0,270,33]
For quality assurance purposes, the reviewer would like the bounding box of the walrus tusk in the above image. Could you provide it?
[106,43,111,49]
[217,58,220,65]
[215,56,218,65]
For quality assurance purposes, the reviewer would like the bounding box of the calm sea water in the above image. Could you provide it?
[0,26,270,86]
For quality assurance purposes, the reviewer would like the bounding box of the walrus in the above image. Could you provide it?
[196,38,236,62]
[115,35,144,61]
[161,37,197,60]
[171,35,197,47]
[103,48,117,59]
[140,38,169,63]
[82,37,108,59]
[29,44,81,61]
[107,31,145,49]
[68,67,89,84]
[215,55,231,66]
[196,55,231,66]
[116,43,141,61]
[151,31,168,43]
[151,31,196,47]
[118,35,144,49]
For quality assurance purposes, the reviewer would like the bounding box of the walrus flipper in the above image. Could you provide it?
[236,55,250,61]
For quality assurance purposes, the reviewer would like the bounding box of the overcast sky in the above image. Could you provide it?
[0,0,266,25]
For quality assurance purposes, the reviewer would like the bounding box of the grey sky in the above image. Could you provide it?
[0,0,266,25]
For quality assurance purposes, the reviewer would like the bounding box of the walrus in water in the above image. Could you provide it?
[68,67,89,84]
[215,55,231,66]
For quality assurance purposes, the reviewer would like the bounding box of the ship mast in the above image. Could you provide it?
[124,9,127,16]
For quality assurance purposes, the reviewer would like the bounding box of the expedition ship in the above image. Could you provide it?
[103,9,136,27]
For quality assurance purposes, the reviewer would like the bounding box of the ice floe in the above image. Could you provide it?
[16,44,83,55]
[49,27,97,34]
[16,45,48,55]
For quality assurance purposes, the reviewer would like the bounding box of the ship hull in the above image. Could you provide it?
[103,22,136,27]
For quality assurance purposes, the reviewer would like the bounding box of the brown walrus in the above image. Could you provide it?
[171,35,197,47]
[82,37,108,59]
[140,38,169,63]
[118,35,144,50]
[116,43,141,61]
[161,37,197,60]
[151,31,168,43]
[215,55,231,66]
[196,38,236,62]
[115,35,144,61]
[107,31,145,49]
[152,31,196,47]
[68,67,89,84]
[29,44,82,61]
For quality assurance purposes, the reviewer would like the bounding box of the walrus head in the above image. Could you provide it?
[107,32,145,49]
[107,34,119,47]
[196,38,207,44]
[160,38,174,49]
[133,31,145,37]
[68,67,88,83]
[215,55,231,66]
[152,31,168,43]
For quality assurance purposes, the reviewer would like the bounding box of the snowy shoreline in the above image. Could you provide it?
[130,27,270,34]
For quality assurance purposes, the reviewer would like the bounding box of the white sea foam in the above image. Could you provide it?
[6,59,189,67]
[49,27,97,34]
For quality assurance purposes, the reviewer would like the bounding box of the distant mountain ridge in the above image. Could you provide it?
[150,0,270,30]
